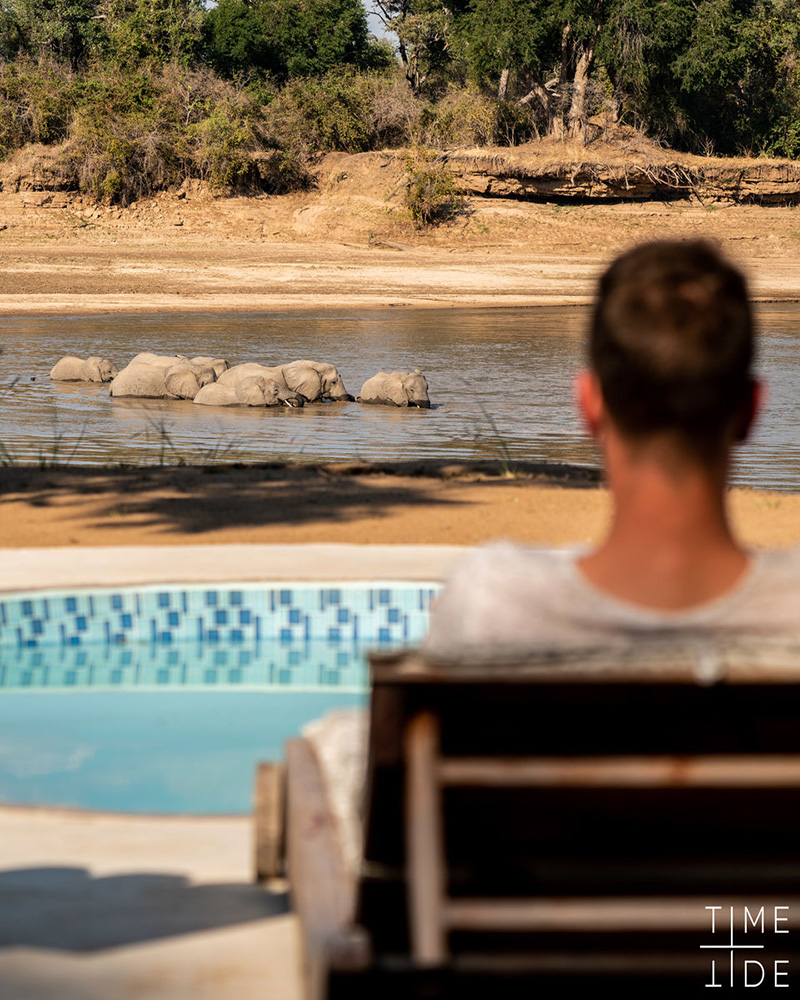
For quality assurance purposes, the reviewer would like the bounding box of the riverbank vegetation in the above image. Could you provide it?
[0,0,798,206]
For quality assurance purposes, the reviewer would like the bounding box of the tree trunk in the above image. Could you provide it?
[518,81,561,137]
[497,68,509,101]
[567,42,595,142]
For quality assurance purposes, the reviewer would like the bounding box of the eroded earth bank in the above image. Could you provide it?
[2,139,800,313]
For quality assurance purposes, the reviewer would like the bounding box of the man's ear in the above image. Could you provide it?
[735,378,765,442]
[574,370,605,439]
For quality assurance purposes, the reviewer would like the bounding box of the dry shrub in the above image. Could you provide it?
[254,148,314,193]
[266,68,425,154]
[0,57,77,157]
[60,63,297,202]
[419,86,540,147]
[403,149,464,227]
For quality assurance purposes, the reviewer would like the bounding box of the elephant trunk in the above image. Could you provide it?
[279,387,304,407]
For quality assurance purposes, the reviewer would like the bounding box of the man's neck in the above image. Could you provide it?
[578,442,749,610]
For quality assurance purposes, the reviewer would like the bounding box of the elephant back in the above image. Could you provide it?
[109,362,170,398]
[218,363,282,387]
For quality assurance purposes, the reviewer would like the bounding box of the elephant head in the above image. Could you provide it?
[318,364,351,401]
[357,369,431,407]
[86,356,119,382]
[235,376,304,407]
[191,356,229,379]
[275,384,305,407]
[164,362,216,400]
[400,368,430,408]
[282,360,351,402]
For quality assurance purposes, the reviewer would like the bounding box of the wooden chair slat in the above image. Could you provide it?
[405,711,447,966]
[444,897,800,932]
[437,754,800,787]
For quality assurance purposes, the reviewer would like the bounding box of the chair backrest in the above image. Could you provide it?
[357,645,800,981]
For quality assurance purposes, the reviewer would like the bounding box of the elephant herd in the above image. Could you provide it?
[49,354,431,409]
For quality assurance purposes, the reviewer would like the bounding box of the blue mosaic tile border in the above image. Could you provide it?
[0,582,440,653]
[0,639,378,692]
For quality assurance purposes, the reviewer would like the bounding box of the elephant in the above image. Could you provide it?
[125,352,226,374]
[281,360,352,402]
[109,354,217,400]
[194,375,304,407]
[50,356,119,383]
[357,369,430,408]
[127,352,184,368]
[219,360,352,403]
[189,356,229,379]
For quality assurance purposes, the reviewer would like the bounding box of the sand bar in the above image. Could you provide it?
[0,465,798,552]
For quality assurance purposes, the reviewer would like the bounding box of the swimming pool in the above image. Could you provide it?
[0,581,440,813]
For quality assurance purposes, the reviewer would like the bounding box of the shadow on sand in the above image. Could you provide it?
[0,460,601,536]
[0,865,287,952]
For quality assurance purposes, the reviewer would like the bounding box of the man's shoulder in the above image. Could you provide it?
[748,546,800,601]
[451,539,579,578]
[758,546,800,571]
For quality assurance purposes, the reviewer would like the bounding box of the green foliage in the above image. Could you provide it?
[0,0,107,67]
[451,0,555,92]
[419,86,539,146]
[188,99,259,188]
[1,0,800,209]
[204,0,389,82]
[59,64,283,202]
[267,69,411,152]
[265,69,540,154]
[599,0,800,153]
[403,149,464,226]
[374,0,453,93]
[0,57,77,155]
[202,0,280,78]
[105,0,204,66]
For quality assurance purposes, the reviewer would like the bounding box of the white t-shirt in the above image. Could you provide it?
[422,541,800,658]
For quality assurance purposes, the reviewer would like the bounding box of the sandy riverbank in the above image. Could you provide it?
[3,167,800,313]
[0,463,799,551]
[2,163,800,543]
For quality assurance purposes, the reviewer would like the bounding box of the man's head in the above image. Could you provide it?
[582,239,757,463]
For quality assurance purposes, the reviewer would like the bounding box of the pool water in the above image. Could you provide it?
[0,582,440,814]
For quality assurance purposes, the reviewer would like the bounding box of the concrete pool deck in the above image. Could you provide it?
[0,543,467,592]
[0,806,300,1000]
[0,543,465,999]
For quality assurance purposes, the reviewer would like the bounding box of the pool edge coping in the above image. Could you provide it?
[0,543,470,592]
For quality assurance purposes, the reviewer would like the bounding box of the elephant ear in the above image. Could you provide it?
[86,357,104,382]
[236,377,268,406]
[190,364,217,387]
[283,363,322,401]
[165,365,199,399]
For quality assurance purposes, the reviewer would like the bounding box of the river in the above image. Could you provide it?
[0,304,798,490]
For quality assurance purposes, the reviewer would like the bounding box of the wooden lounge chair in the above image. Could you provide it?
[278,642,800,998]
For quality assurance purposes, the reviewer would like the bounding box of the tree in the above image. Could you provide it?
[373,0,452,92]
[203,0,280,78]
[451,0,605,138]
[203,0,387,81]
[448,0,800,150]
[105,0,204,66]
[601,0,800,153]
[0,0,107,68]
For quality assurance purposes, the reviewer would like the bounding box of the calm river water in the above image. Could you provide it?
[0,304,798,490]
